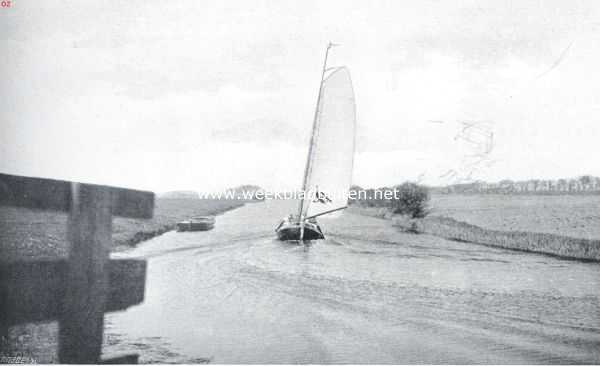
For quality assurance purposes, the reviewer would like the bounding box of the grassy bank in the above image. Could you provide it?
[347,205,600,261]
[430,194,600,240]
[0,198,244,262]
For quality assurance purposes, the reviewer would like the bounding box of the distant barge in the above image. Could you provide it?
[176,216,215,232]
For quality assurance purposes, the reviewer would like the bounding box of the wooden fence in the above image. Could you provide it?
[0,173,154,363]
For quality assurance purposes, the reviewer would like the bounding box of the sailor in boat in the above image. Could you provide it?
[275,213,325,241]
[314,187,332,204]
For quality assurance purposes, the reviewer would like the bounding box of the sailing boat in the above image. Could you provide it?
[275,43,356,241]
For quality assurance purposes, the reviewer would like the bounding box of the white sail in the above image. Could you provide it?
[301,67,356,218]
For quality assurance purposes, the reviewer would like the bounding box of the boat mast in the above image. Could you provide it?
[297,42,336,220]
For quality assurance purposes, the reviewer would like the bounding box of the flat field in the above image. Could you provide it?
[430,194,600,240]
[0,198,243,262]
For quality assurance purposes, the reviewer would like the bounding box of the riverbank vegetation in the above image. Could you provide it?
[349,182,430,218]
[349,192,600,261]
[0,198,243,262]
[393,215,600,261]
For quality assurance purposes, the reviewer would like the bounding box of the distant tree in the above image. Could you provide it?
[376,186,394,208]
[594,177,600,191]
[499,179,514,193]
[579,176,593,190]
[390,182,430,218]
[363,188,377,207]
[557,179,568,191]
[568,179,582,192]
[348,185,363,205]
[540,180,551,191]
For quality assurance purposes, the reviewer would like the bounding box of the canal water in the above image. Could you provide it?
[104,200,600,363]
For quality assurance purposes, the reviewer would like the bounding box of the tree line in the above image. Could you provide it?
[433,175,600,194]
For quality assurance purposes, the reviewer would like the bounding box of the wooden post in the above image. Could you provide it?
[0,173,153,363]
[58,183,112,363]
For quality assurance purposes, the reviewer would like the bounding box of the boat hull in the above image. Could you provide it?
[176,217,215,232]
[275,221,324,241]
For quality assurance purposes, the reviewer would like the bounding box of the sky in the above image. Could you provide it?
[1,0,599,193]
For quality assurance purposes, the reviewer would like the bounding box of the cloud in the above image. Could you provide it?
[3,1,600,190]
[85,41,292,99]
[211,118,307,147]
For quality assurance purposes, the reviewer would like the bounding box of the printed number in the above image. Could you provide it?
[1,1,11,7]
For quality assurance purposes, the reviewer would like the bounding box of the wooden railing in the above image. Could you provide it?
[0,173,154,363]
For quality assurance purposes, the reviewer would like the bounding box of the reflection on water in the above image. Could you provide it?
[104,200,600,364]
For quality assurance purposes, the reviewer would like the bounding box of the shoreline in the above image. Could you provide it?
[111,200,245,252]
[347,205,600,262]
[0,198,246,263]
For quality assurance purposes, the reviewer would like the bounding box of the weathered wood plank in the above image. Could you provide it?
[0,259,146,327]
[0,260,65,326]
[0,173,71,212]
[58,183,112,363]
[105,259,147,313]
[0,173,154,219]
[111,188,155,219]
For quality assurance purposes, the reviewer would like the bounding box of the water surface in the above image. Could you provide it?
[104,200,600,363]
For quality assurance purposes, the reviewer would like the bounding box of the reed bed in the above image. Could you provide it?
[397,215,600,261]
[348,205,600,261]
